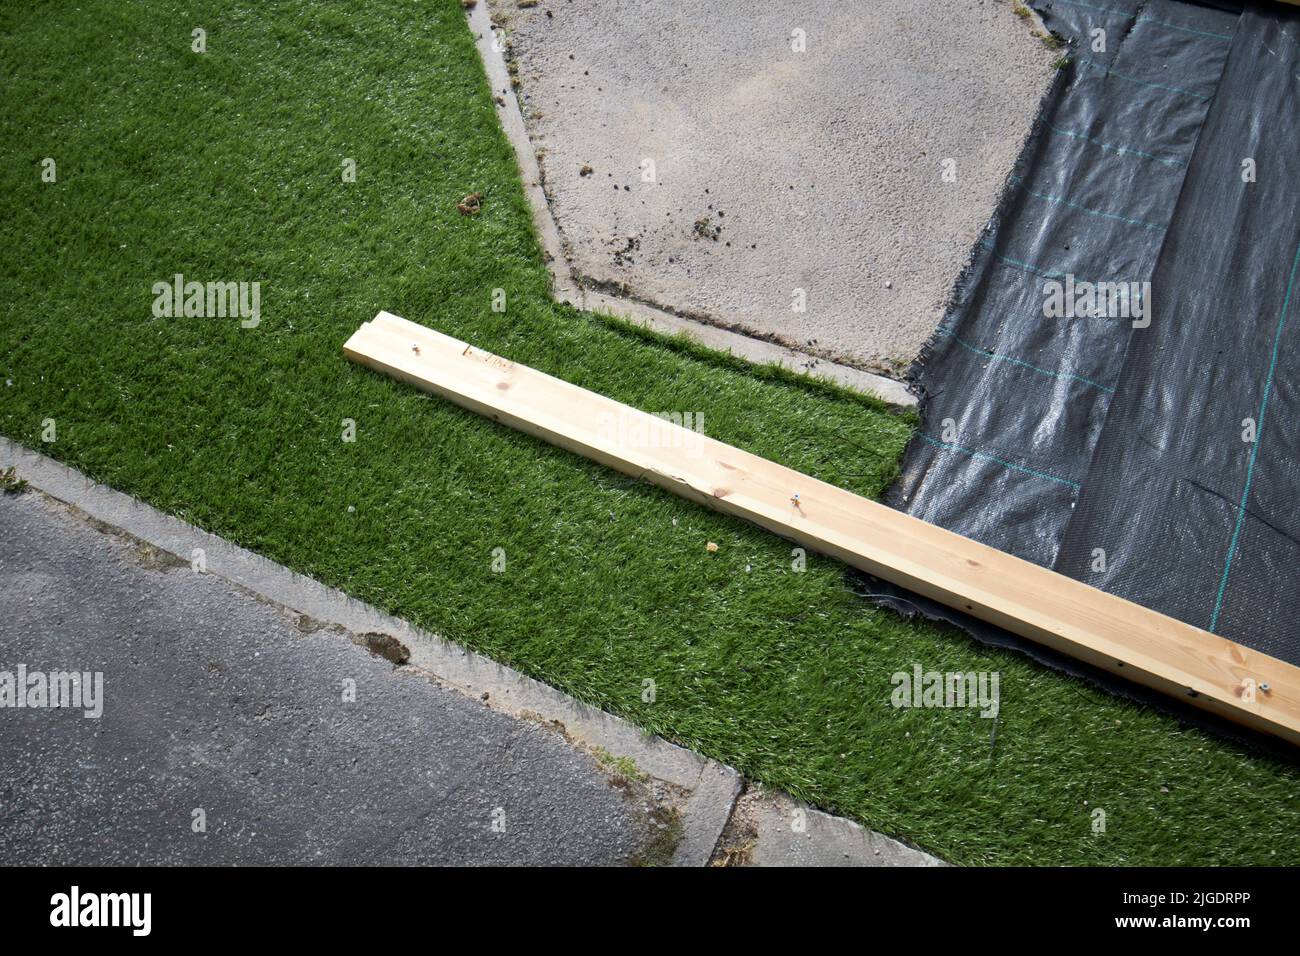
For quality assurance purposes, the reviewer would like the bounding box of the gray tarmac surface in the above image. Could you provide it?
[0,491,668,865]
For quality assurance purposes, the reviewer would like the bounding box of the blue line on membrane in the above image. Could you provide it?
[1209,239,1300,632]
[918,433,1082,490]
[936,326,1116,394]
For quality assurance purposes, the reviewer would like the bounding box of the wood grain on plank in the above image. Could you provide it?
[345,311,1300,746]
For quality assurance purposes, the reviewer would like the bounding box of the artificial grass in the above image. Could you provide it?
[2,0,1298,866]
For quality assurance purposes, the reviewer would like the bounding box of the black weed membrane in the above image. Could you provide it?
[871,0,1300,746]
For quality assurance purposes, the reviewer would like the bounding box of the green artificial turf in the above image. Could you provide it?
[3,0,1298,865]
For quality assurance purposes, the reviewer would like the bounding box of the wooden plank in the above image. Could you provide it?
[345,311,1300,746]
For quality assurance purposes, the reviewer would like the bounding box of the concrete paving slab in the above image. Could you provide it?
[488,0,1056,376]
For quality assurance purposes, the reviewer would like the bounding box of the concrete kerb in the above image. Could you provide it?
[463,2,916,409]
[716,786,948,867]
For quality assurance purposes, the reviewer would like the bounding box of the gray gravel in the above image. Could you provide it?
[493,0,1055,374]
[0,491,668,865]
